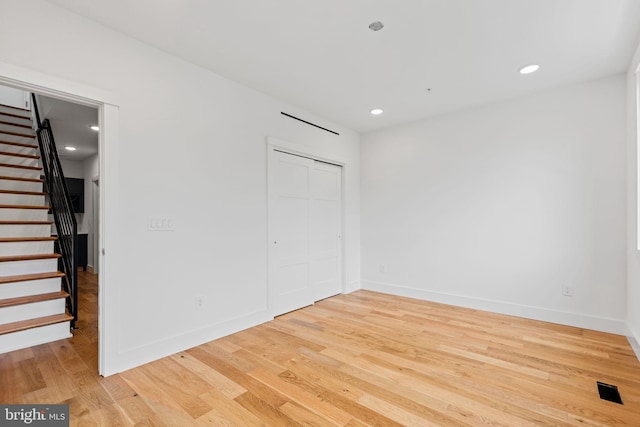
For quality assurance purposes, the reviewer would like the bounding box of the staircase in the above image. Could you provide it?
[0,103,72,353]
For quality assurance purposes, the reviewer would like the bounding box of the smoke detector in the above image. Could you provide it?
[369,21,384,31]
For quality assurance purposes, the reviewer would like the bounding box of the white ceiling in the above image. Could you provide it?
[47,0,640,132]
[39,96,98,161]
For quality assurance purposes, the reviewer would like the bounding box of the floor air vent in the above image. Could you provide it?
[597,381,623,404]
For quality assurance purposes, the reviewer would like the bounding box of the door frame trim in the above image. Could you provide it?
[266,136,347,317]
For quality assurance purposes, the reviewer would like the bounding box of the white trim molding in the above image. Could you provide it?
[627,324,640,362]
[110,309,272,375]
[362,279,627,335]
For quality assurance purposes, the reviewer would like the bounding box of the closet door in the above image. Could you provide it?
[310,161,342,302]
[269,151,342,316]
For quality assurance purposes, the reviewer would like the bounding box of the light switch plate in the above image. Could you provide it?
[148,215,174,231]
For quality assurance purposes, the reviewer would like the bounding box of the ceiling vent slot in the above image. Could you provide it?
[280,112,339,136]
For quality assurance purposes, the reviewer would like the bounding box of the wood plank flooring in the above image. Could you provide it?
[1,274,639,425]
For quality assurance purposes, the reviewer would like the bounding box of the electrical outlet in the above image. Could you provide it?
[196,296,204,310]
[379,264,386,273]
[562,285,574,296]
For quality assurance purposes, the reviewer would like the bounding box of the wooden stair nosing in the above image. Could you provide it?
[0,162,40,171]
[0,120,32,130]
[0,204,49,210]
[0,220,53,225]
[0,140,38,149]
[0,312,73,336]
[0,151,39,160]
[0,253,60,262]
[0,175,43,183]
[0,130,35,139]
[0,236,57,243]
[0,189,46,197]
[0,290,69,309]
[0,271,65,285]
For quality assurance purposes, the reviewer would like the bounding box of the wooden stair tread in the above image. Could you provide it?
[0,103,30,112]
[0,204,49,209]
[0,236,57,242]
[0,140,38,149]
[0,312,72,336]
[0,151,39,159]
[0,253,60,262]
[0,290,69,308]
[0,175,43,183]
[0,130,35,138]
[0,162,40,170]
[0,271,65,285]
[0,119,32,129]
[0,220,52,225]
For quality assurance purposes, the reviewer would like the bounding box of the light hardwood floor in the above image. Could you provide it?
[1,273,640,425]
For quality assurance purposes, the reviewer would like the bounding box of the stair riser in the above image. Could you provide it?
[0,166,40,180]
[0,180,43,193]
[0,123,34,137]
[0,144,37,156]
[0,298,65,324]
[0,209,48,221]
[0,241,54,256]
[0,105,29,118]
[0,134,36,147]
[0,224,51,238]
[0,321,71,355]
[0,156,39,168]
[0,278,60,299]
[0,259,58,276]
[0,113,32,128]
[0,194,45,205]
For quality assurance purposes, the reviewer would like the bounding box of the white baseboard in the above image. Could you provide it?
[627,324,640,363]
[362,279,626,335]
[344,280,361,294]
[104,309,272,376]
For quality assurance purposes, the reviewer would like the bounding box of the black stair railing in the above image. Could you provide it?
[31,94,78,328]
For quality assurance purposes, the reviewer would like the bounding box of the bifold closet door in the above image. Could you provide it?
[270,151,342,316]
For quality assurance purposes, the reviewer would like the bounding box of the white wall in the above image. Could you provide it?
[59,158,83,179]
[0,86,28,109]
[0,0,360,374]
[83,154,99,271]
[362,75,627,334]
[626,44,640,357]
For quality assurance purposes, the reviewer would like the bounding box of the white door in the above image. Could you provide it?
[310,161,342,301]
[269,150,342,316]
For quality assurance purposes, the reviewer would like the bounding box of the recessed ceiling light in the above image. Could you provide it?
[369,21,384,31]
[90,125,99,131]
[370,108,384,115]
[519,64,540,75]
[64,146,76,151]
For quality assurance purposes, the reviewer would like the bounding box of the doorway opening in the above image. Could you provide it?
[0,66,115,375]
